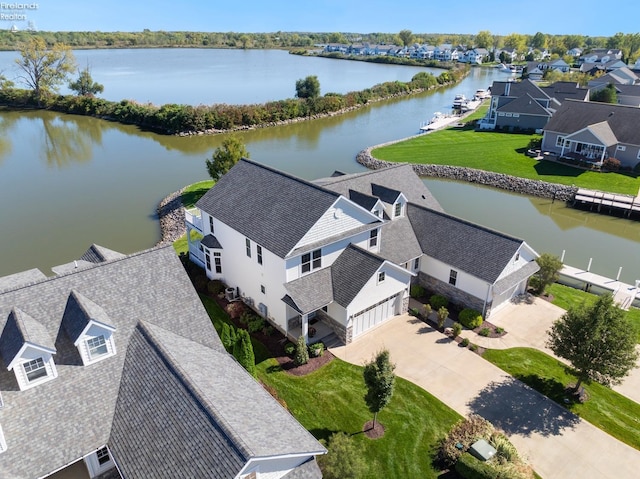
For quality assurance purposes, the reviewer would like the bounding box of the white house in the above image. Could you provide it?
[0,245,325,479]
[186,160,539,345]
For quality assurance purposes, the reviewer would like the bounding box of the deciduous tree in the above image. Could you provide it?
[399,29,413,47]
[363,349,396,428]
[69,66,104,96]
[475,30,493,49]
[295,75,320,99]
[547,294,638,393]
[205,135,249,180]
[532,253,563,294]
[15,37,76,99]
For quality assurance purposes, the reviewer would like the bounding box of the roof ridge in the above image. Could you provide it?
[408,203,523,244]
[318,163,408,185]
[135,321,253,459]
[0,245,174,297]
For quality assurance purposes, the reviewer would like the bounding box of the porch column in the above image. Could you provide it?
[186,224,193,253]
[301,313,309,344]
[600,147,606,166]
[560,140,566,157]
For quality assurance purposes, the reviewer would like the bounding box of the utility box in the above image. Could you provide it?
[469,439,497,461]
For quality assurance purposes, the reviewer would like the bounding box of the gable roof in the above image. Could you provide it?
[283,268,334,314]
[497,93,554,116]
[0,269,47,294]
[564,121,618,147]
[62,290,116,344]
[543,100,640,146]
[331,244,386,307]
[407,205,523,284]
[540,82,590,103]
[196,159,340,258]
[490,79,552,100]
[0,308,56,367]
[0,246,322,478]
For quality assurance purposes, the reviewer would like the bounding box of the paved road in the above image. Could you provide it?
[331,314,640,479]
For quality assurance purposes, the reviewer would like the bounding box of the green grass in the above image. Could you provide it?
[483,347,640,450]
[171,179,213,255]
[547,283,640,342]
[257,357,461,478]
[372,123,640,195]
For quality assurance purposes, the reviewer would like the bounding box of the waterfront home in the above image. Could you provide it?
[185,160,539,346]
[588,66,640,90]
[541,100,640,169]
[460,48,489,64]
[0,245,324,479]
[579,48,623,65]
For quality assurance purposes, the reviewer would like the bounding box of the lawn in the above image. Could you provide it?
[546,283,640,343]
[483,347,640,450]
[372,121,640,195]
[257,356,461,478]
[171,179,214,255]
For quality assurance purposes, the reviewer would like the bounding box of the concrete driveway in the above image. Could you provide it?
[331,314,640,479]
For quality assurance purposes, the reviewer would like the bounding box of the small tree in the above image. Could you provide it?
[437,307,449,330]
[233,329,256,377]
[294,335,309,366]
[423,303,432,319]
[547,293,638,393]
[317,432,369,479]
[205,135,250,181]
[295,75,320,99]
[363,349,396,428]
[220,323,232,352]
[69,66,104,96]
[532,253,563,294]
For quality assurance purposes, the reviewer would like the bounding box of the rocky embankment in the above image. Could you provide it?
[357,146,577,201]
[156,187,188,246]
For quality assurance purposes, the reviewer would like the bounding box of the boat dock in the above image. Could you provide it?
[559,265,640,310]
[419,114,461,132]
[570,188,640,219]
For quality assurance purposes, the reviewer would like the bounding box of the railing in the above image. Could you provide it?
[188,243,205,267]
[184,208,203,232]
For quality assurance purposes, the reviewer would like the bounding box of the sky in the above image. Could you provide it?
[1,0,638,37]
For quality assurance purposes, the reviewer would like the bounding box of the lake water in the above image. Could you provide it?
[0,49,638,283]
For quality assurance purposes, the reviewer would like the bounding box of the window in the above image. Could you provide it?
[374,209,381,217]
[245,238,251,258]
[555,135,565,147]
[378,271,386,283]
[209,216,214,234]
[87,335,108,359]
[257,245,263,265]
[205,251,211,271]
[261,285,266,294]
[214,252,222,274]
[301,249,322,274]
[96,447,111,466]
[369,229,378,247]
[617,145,626,151]
[394,202,403,218]
[414,258,420,270]
[449,270,458,286]
[515,253,520,262]
[23,358,47,382]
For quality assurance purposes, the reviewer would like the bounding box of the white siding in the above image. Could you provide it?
[495,243,538,281]
[421,256,489,300]
[295,197,377,249]
[12,347,57,391]
[347,264,409,316]
[239,455,319,479]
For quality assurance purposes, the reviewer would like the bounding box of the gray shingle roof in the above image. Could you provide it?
[62,290,115,343]
[540,82,590,104]
[196,159,340,258]
[493,260,540,295]
[348,189,380,211]
[490,79,552,100]
[379,216,422,265]
[0,269,47,293]
[408,205,523,284]
[543,100,640,146]
[201,234,223,249]
[331,245,385,307]
[497,93,554,116]
[371,183,401,204]
[0,245,322,478]
[284,268,334,314]
[80,244,126,263]
[0,308,56,366]
[316,163,443,212]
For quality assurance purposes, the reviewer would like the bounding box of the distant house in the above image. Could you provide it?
[578,48,623,65]
[461,48,489,64]
[434,44,459,62]
[614,84,640,107]
[185,160,539,346]
[0,245,325,479]
[566,47,583,57]
[541,100,640,169]
[539,82,590,104]
[525,59,570,80]
[588,66,640,90]
[580,59,628,74]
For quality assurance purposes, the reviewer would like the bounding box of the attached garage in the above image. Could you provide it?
[351,294,400,338]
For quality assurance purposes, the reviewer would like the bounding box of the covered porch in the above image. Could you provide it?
[287,309,342,347]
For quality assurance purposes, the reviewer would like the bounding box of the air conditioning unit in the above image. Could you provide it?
[225,287,238,301]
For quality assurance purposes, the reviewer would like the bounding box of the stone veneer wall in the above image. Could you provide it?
[317,310,351,344]
[418,272,488,317]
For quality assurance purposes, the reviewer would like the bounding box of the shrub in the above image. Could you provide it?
[423,303,432,318]
[284,341,296,356]
[294,335,309,366]
[452,322,462,338]
[239,311,253,325]
[410,284,425,298]
[225,301,246,319]
[603,157,621,171]
[309,342,324,357]
[496,327,505,334]
[233,329,256,377]
[261,381,288,410]
[438,414,495,466]
[220,323,236,353]
[490,433,520,463]
[459,308,483,329]
[410,307,420,316]
[461,337,470,347]
[430,294,448,310]
[318,432,369,479]
[262,325,275,336]
[455,452,498,479]
[479,327,491,337]
[207,279,226,295]
[437,307,449,330]
[469,343,478,352]
[248,317,266,333]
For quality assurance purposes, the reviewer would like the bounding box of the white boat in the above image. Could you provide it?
[474,89,490,100]
[460,99,481,112]
[419,112,459,131]
[453,94,467,108]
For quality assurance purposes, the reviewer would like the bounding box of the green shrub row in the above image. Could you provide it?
[429,294,448,310]
[0,66,468,134]
[455,453,498,479]
[459,308,483,329]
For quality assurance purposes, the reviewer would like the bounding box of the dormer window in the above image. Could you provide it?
[369,229,378,248]
[87,335,108,359]
[24,358,47,382]
[394,202,403,218]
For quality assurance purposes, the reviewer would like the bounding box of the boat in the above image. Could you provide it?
[419,112,459,132]
[459,99,481,112]
[453,94,467,108]
[474,88,490,100]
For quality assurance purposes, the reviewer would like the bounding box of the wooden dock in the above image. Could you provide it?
[571,188,640,219]
[559,265,640,310]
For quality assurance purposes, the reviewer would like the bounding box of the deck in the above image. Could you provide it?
[559,265,640,310]
[570,188,640,219]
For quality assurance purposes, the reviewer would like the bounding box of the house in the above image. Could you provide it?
[588,66,640,90]
[578,48,623,65]
[580,59,628,74]
[0,245,325,479]
[539,82,590,104]
[434,44,459,62]
[541,100,640,168]
[479,79,560,131]
[566,47,583,58]
[185,160,539,346]
[461,48,489,64]
[613,84,640,107]
[525,59,570,80]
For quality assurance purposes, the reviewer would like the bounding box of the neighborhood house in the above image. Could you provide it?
[0,245,325,479]
[186,160,539,345]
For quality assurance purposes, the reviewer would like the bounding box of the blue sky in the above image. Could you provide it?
[1,0,637,37]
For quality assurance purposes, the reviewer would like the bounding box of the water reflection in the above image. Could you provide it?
[0,114,18,163]
[38,112,103,168]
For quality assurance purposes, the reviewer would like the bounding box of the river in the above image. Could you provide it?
[0,49,638,283]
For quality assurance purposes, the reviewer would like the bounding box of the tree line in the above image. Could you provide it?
[0,39,469,135]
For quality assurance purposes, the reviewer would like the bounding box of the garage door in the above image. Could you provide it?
[352,294,398,338]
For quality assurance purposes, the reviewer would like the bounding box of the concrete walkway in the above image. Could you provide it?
[331,314,640,479]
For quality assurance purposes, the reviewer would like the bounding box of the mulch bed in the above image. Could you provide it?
[471,320,506,339]
[275,351,335,376]
[363,420,385,439]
